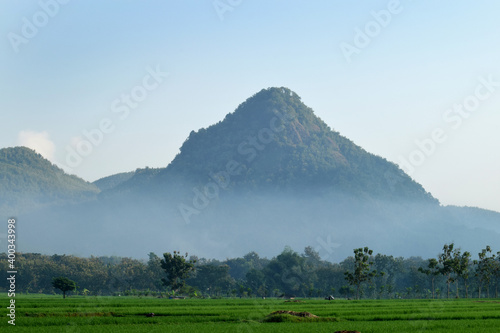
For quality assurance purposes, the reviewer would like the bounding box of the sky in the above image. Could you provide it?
[1,0,499,213]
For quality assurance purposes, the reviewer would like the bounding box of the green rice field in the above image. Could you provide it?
[1,295,500,332]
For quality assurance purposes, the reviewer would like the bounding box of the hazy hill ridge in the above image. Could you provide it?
[93,171,135,191]
[0,147,98,215]
[1,88,498,261]
[117,87,437,205]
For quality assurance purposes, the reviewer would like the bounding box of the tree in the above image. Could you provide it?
[344,247,380,300]
[160,251,196,293]
[453,250,471,298]
[263,247,307,297]
[438,243,456,299]
[315,264,344,298]
[374,254,401,299]
[245,268,266,297]
[494,251,500,298]
[339,285,354,299]
[147,252,165,291]
[109,257,149,292]
[474,246,496,298]
[418,258,440,299]
[303,246,322,266]
[189,264,233,296]
[52,277,76,298]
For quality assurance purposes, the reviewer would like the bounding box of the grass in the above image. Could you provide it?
[1,295,499,332]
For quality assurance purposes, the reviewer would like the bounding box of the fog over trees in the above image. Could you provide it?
[2,244,499,300]
[1,88,500,263]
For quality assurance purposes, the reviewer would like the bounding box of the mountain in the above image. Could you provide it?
[117,87,437,204]
[0,147,99,215]
[93,171,135,191]
[444,206,500,234]
[4,88,500,261]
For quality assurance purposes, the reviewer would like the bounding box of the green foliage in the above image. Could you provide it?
[262,247,311,297]
[1,244,499,300]
[51,277,76,298]
[344,247,381,299]
[0,253,163,296]
[188,264,233,297]
[160,251,196,292]
[438,243,461,299]
[453,250,471,298]
[0,147,99,215]
[418,258,440,298]
[224,252,269,281]
[474,246,497,298]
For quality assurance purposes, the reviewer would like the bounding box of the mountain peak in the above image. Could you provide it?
[132,88,438,204]
[223,87,316,133]
[232,87,301,115]
[1,146,52,168]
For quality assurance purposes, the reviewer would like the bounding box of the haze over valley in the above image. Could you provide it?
[2,87,499,262]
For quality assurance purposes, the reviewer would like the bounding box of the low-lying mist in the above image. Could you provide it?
[16,186,500,262]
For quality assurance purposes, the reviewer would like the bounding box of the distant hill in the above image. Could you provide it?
[93,171,135,191]
[118,87,438,204]
[0,147,99,215]
[3,88,499,261]
[444,206,500,234]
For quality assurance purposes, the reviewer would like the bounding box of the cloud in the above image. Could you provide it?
[17,130,55,162]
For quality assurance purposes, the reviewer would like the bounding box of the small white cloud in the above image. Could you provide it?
[17,130,55,162]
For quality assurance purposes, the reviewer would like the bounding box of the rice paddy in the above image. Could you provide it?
[1,295,499,332]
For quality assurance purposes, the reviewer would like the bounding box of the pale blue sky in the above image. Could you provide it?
[1,0,499,212]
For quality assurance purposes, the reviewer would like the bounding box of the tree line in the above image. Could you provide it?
[1,244,499,299]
